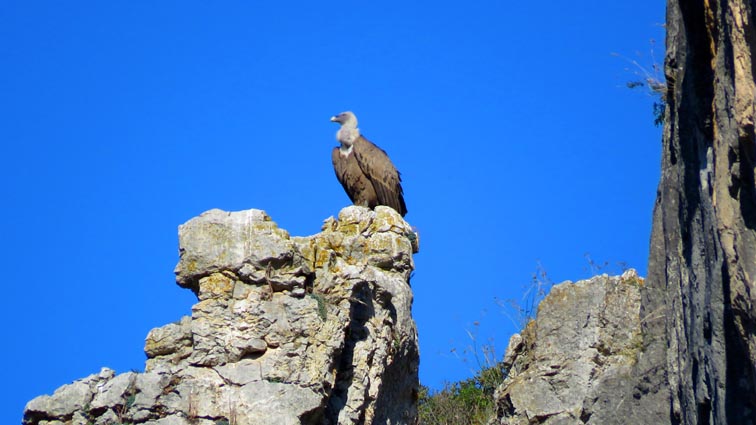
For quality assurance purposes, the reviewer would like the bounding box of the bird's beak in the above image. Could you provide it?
[330,116,339,123]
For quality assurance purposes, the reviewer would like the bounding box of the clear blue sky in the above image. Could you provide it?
[1,1,665,422]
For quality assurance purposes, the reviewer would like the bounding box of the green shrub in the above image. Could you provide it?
[418,362,505,425]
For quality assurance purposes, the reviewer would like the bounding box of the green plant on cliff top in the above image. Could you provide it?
[613,38,667,127]
[419,324,505,424]
[418,362,505,425]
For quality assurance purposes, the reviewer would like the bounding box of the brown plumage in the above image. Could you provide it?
[330,111,407,216]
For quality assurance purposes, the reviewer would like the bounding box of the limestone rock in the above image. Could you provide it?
[24,206,419,425]
[24,368,115,423]
[173,208,309,295]
[490,270,644,424]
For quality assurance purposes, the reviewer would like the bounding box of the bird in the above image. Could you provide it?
[330,111,407,217]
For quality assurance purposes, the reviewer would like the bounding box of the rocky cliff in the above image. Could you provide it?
[490,0,756,424]
[636,0,756,422]
[23,206,419,425]
[489,270,645,424]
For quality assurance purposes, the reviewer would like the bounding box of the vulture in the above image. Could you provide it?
[330,111,407,217]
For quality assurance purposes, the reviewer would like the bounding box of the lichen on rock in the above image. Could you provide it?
[24,206,419,425]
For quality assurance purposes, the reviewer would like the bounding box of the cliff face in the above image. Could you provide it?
[634,0,756,423]
[24,206,419,425]
[491,1,756,424]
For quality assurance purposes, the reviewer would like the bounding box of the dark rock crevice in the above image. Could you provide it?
[626,0,756,423]
[325,281,373,424]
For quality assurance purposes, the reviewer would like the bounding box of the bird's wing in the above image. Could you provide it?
[332,147,377,207]
[353,136,407,216]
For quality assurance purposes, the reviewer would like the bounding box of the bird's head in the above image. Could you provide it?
[330,111,357,127]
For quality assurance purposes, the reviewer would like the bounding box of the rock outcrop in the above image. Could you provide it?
[24,206,419,425]
[489,270,645,424]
